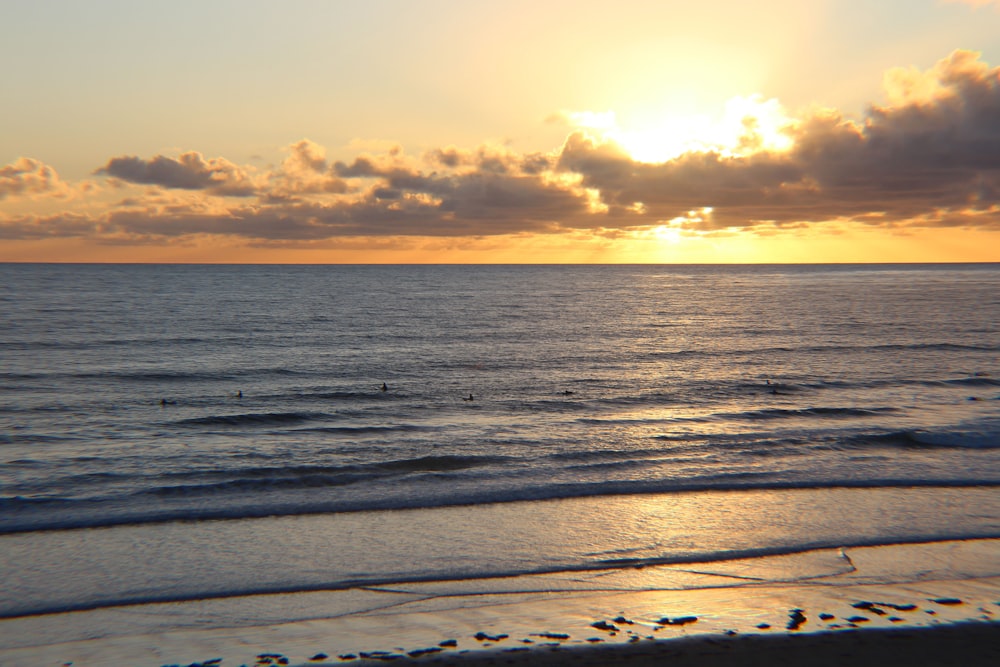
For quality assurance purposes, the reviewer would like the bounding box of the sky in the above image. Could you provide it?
[1,0,999,263]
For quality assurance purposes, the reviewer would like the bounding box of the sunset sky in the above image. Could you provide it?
[2,0,999,263]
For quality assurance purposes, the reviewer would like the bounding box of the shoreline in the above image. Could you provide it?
[2,538,998,667]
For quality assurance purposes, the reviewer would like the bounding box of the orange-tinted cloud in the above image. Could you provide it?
[561,50,1000,230]
[0,158,68,200]
[3,50,999,248]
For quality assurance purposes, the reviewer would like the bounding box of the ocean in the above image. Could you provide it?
[2,263,999,633]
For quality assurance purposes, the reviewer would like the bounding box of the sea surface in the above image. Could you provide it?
[2,263,999,624]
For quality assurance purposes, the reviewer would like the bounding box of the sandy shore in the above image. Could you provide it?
[2,539,998,667]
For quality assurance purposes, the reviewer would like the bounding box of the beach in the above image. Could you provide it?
[2,537,998,666]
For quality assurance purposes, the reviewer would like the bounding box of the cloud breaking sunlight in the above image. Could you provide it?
[565,95,796,163]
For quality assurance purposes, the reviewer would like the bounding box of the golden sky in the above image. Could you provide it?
[2,0,999,263]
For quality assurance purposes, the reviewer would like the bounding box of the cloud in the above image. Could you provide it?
[4,50,999,247]
[96,152,257,196]
[265,139,349,198]
[0,158,68,199]
[558,49,1000,230]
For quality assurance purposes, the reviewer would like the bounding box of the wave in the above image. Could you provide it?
[721,406,900,421]
[4,478,998,535]
[941,376,1000,388]
[4,454,516,506]
[0,367,315,383]
[175,411,330,427]
[640,341,1000,363]
[0,432,80,445]
[859,429,1000,449]
[144,454,513,495]
[4,534,999,620]
[0,335,229,352]
[289,390,397,401]
[576,406,897,426]
[291,424,441,435]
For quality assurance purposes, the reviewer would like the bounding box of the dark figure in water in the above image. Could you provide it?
[237,390,242,398]
[381,382,388,392]
[463,394,474,401]
[159,399,176,406]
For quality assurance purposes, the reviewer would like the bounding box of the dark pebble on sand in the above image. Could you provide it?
[787,609,807,630]
[473,632,509,642]
[591,621,619,632]
[533,633,570,640]
[406,648,442,658]
[931,597,964,605]
[359,652,401,661]
[819,613,835,621]
[846,616,870,623]
[309,654,329,661]
[756,623,771,629]
[657,616,698,626]
[337,656,356,662]
[849,601,887,615]
[613,615,635,625]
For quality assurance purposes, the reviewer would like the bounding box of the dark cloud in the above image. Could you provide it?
[96,152,256,196]
[0,213,96,240]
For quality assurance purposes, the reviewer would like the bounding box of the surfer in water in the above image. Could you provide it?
[463,393,474,401]
[381,382,388,392]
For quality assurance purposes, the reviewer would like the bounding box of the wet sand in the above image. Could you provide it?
[2,539,998,667]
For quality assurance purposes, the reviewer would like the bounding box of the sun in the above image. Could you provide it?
[566,95,796,163]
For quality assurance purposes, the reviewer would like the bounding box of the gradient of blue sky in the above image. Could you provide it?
[1,0,999,262]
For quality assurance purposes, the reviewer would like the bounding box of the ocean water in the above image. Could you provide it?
[2,263,999,623]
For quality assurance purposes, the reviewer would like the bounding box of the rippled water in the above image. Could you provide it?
[2,264,999,536]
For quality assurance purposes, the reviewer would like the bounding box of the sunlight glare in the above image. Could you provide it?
[568,95,795,163]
